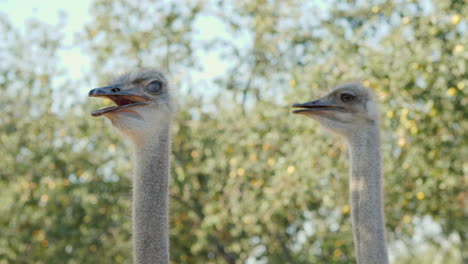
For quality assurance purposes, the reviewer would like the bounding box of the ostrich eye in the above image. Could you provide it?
[340,93,356,103]
[147,80,163,94]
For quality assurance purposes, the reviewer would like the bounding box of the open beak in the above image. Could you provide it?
[292,100,346,114]
[88,84,151,116]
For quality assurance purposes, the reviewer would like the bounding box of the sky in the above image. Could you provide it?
[1,0,92,80]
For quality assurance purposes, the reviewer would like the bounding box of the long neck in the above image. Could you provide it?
[131,124,171,264]
[347,124,388,264]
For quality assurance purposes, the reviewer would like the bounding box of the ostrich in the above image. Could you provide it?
[89,69,175,264]
[292,83,389,264]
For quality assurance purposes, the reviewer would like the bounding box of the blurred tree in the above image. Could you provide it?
[0,0,466,263]
[203,0,466,262]
[80,0,204,81]
[0,15,133,263]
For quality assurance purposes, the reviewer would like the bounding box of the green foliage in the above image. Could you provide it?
[0,17,132,264]
[0,0,466,263]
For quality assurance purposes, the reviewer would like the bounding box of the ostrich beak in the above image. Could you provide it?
[89,85,151,116]
[292,100,346,114]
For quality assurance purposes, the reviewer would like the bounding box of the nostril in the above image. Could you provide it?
[111,88,120,92]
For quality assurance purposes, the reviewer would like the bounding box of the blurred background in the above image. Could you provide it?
[0,0,466,263]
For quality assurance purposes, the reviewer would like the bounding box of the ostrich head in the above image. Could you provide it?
[89,69,175,139]
[292,82,379,137]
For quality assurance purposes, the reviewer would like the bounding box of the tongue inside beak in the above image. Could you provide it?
[91,95,150,116]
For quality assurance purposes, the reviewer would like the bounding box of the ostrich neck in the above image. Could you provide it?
[131,125,171,264]
[347,124,389,264]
